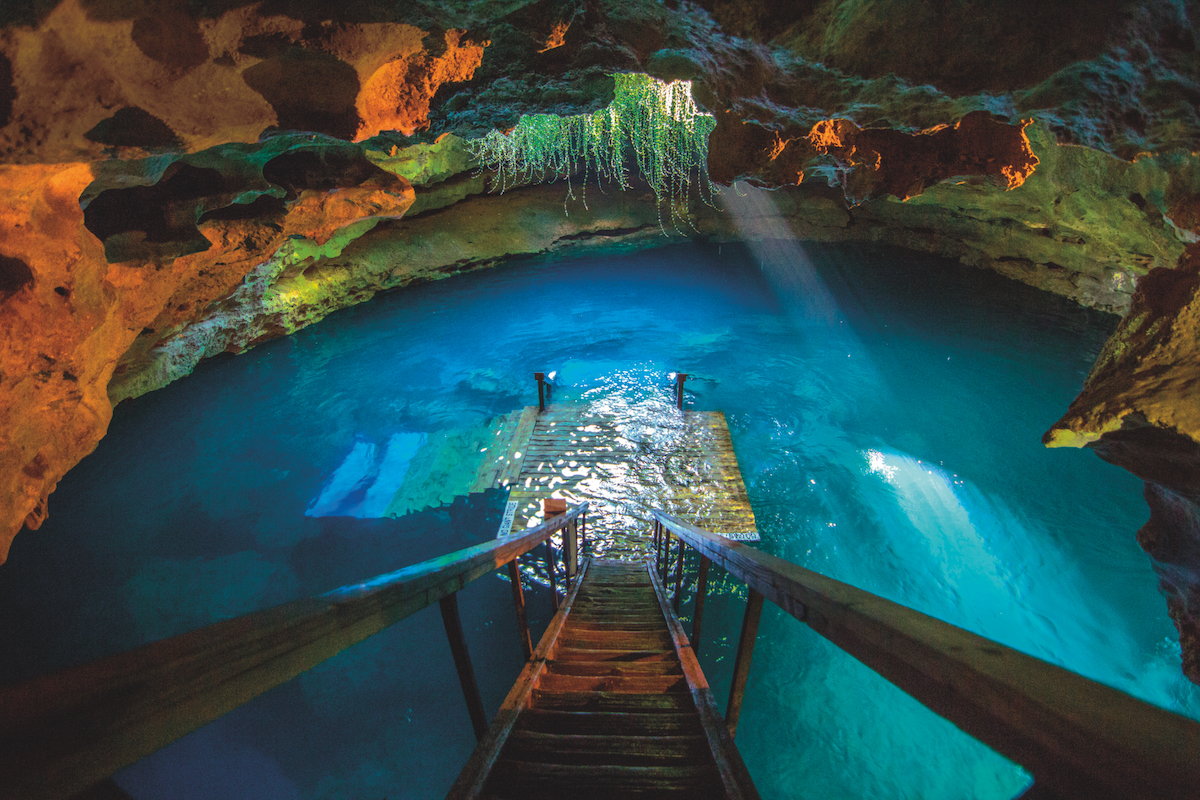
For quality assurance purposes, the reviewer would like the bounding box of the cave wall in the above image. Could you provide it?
[2,0,1200,677]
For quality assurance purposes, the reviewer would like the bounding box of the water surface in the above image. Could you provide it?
[2,234,1194,800]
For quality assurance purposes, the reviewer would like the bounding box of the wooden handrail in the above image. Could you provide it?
[0,503,588,800]
[652,510,1200,800]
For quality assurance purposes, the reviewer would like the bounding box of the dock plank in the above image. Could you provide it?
[487,404,758,556]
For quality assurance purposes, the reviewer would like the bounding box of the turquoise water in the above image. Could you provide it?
[2,232,1197,799]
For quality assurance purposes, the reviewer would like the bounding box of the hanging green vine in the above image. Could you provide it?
[468,73,718,234]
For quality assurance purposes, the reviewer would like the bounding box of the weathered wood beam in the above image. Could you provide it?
[652,511,1200,800]
[446,560,591,799]
[692,556,711,655]
[508,559,533,661]
[725,590,764,738]
[673,536,686,614]
[440,591,489,741]
[0,504,587,800]
[648,562,760,800]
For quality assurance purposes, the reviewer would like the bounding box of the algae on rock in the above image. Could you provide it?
[468,73,718,233]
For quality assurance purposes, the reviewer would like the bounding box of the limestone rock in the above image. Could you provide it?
[1139,482,1200,683]
[0,0,487,163]
[0,137,415,562]
[1045,239,1200,680]
[2,0,1200,687]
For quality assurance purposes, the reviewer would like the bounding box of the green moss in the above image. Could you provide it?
[364,134,475,186]
[468,73,717,233]
[263,218,384,319]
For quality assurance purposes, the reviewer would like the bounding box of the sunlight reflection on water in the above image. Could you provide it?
[508,361,754,574]
[7,233,1197,800]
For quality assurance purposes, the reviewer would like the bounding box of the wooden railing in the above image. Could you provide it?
[652,510,1200,800]
[0,502,587,800]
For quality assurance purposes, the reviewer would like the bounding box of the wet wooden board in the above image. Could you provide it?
[484,404,758,555]
[446,560,760,800]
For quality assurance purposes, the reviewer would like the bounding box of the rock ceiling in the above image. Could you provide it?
[0,0,1199,680]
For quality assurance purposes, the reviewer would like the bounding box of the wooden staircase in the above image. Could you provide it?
[448,559,759,799]
[9,493,1199,800]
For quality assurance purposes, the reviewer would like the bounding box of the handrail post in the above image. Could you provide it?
[726,589,764,739]
[692,555,710,654]
[439,592,488,742]
[535,372,547,412]
[0,502,588,800]
[653,520,661,573]
[565,518,578,581]
[660,530,671,581]
[507,560,533,661]
[543,498,569,593]
[650,510,1200,799]
[675,372,688,410]
[673,537,686,614]
[545,539,558,611]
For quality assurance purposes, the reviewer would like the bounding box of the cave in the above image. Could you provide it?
[1,2,1199,799]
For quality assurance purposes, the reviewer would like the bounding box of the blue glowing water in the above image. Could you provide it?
[2,236,1197,799]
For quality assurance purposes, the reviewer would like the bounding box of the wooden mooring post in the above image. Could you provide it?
[674,372,689,410]
[534,372,548,412]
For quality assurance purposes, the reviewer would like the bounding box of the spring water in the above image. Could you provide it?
[1,237,1196,799]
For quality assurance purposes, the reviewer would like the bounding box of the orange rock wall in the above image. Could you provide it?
[0,157,414,562]
[0,0,486,162]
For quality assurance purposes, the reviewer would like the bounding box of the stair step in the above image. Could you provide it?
[582,579,653,587]
[565,620,665,631]
[576,585,652,592]
[575,585,654,592]
[548,660,683,677]
[569,600,657,607]
[551,648,675,663]
[537,674,689,695]
[531,690,695,712]
[448,558,756,799]
[574,586,655,593]
[570,606,662,616]
[584,575,649,583]
[557,630,674,649]
[515,710,704,736]
[573,585,652,592]
[572,596,658,604]
[572,598,658,607]
[486,761,724,800]
[576,580,653,587]
[503,730,710,765]
[584,576,652,582]
[569,607,660,614]
[566,614,663,623]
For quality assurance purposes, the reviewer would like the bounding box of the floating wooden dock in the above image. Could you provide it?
[472,403,758,558]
